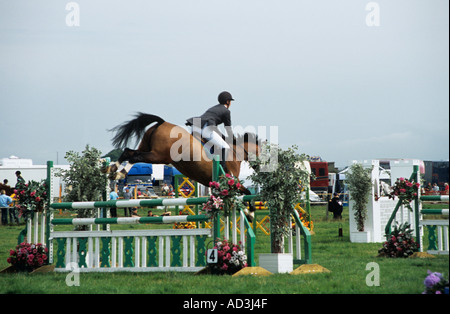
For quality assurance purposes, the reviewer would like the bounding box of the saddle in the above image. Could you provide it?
[190,132,229,173]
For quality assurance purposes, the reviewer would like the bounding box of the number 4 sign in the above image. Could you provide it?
[207,249,218,264]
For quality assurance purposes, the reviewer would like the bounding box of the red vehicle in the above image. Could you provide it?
[310,162,329,194]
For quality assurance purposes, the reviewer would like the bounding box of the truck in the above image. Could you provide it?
[309,161,329,197]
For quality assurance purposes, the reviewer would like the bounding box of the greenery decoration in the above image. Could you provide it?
[249,144,309,253]
[388,177,420,211]
[202,173,245,218]
[55,145,108,229]
[345,163,372,232]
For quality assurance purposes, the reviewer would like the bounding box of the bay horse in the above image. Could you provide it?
[103,113,261,220]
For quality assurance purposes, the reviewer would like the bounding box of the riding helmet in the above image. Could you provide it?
[218,91,234,104]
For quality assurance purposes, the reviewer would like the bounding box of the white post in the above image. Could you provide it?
[232,207,237,244]
[141,237,147,268]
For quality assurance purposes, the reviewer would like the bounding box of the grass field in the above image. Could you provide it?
[0,203,448,294]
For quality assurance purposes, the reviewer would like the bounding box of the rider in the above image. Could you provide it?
[186,91,234,171]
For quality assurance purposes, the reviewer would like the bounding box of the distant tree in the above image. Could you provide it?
[102,148,123,162]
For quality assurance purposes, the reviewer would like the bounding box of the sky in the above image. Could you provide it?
[0,0,448,169]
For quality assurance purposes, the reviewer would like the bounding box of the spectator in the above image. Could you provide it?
[161,183,169,196]
[444,183,449,195]
[328,192,343,220]
[15,171,25,189]
[123,188,132,217]
[432,183,440,194]
[0,189,13,225]
[9,191,18,225]
[109,189,119,217]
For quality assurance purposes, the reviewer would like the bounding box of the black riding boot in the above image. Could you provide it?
[220,148,228,173]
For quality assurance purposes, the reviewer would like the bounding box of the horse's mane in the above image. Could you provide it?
[218,132,260,146]
[233,132,260,146]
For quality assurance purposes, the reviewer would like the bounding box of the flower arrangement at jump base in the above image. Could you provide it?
[173,221,197,229]
[378,222,418,258]
[422,270,449,294]
[207,239,247,275]
[202,174,245,218]
[291,209,314,233]
[14,180,48,219]
[388,177,420,211]
[7,242,49,272]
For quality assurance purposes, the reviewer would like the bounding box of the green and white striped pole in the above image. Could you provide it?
[51,214,209,226]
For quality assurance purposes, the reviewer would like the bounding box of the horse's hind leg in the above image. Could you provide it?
[128,150,169,164]
[103,148,138,180]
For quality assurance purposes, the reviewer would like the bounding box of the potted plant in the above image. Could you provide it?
[345,163,372,241]
[248,144,309,273]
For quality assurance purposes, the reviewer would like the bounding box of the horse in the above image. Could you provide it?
[103,113,261,220]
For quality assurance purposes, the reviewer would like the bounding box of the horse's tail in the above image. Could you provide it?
[110,112,165,148]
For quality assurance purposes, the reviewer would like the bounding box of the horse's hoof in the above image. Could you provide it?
[108,172,125,180]
[245,211,254,223]
[115,172,126,180]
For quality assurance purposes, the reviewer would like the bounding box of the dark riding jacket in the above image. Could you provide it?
[186,104,231,128]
